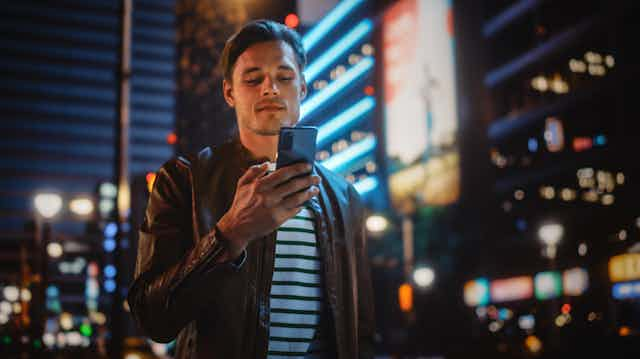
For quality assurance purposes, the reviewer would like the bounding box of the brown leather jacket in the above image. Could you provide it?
[127,139,375,358]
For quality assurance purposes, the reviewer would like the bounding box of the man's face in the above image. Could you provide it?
[223,40,307,136]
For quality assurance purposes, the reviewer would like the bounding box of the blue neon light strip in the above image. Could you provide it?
[321,136,376,172]
[315,97,375,146]
[302,0,366,52]
[301,57,374,120]
[612,281,640,300]
[304,19,373,83]
[353,176,378,195]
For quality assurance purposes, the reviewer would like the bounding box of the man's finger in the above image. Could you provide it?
[273,175,320,200]
[238,162,270,186]
[282,186,319,209]
[259,162,312,189]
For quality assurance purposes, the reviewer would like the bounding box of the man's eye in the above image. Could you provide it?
[245,79,260,85]
[279,77,293,82]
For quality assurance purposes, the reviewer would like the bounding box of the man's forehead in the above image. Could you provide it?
[234,40,298,72]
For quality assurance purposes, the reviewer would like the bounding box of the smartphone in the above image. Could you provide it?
[276,126,318,170]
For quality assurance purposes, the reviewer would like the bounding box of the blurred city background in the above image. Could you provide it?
[1,0,639,357]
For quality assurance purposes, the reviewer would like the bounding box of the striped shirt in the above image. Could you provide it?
[267,207,325,358]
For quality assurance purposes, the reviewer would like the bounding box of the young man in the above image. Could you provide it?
[127,20,375,358]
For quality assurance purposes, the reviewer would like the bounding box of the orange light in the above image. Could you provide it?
[167,132,178,145]
[364,85,375,96]
[284,14,299,29]
[146,172,157,193]
[561,304,571,314]
[619,326,631,336]
[525,335,542,353]
[398,283,413,312]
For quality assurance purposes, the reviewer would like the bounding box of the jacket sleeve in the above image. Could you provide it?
[127,157,245,343]
[349,186,376,358]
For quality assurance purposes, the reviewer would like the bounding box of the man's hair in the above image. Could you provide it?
[219,19,307,82]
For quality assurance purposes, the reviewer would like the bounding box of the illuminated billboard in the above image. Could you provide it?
[612,281,640,300]
[534,271,562,300]
[490,276,534,303]
[382,0,459,212]
[563,267,589,296]
[464,278,490,307]
[609,254,640,283]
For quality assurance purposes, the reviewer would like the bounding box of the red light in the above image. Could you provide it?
[572,137,592,152]
[284,14,299,29]
[561,304,571,314]
[364,85,375,96]
[167,132,178,145]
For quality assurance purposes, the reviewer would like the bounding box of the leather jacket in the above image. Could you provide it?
[127,139,375,358]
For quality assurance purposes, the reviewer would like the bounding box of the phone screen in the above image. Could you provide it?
[276,126,318,170]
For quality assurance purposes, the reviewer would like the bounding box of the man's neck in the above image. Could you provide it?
[238,129,278,162]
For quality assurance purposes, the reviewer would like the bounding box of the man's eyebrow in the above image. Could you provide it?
[278,65,295,71]
[241,67,261,75]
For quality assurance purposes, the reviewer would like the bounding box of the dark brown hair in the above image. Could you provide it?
[219,19,307,82]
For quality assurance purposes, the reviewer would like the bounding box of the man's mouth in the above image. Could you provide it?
[257,106,285,112]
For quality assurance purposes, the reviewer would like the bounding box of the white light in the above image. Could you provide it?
[361,43,374,56]
[99,182,117,198]
[0,313,8,325]
[518,315,535,330]
[0,301,12,314]
[69,197,94,216]
[488,321,503,332]
[539,186,555,200]
[99,199,115,217]
[42,333,56,348]
[20,288,31,302]
[588,64,606,76]
[125,353,142,359]
[12,302,22,314]
[569,59,586,73]
[538,223,563,246]
[560,188,576,201]
[585,51,602,64]
[60,312,73,331]
[636,217,640,229]
[3,286,19,302]
[47,242,64,258]
[366,215,388,233]
[618,230,628,241]
[605,55,615,68]
[601,194,615,206]
[57,332,66,348]
[514,190,525,200]
[413,267,435,288]
[34,193,63,219]
[66,331,83,346]
[531,75,548,92]
[578,243,588,256]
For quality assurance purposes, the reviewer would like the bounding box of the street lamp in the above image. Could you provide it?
[413,266,435,288]
[69,197,94,217]
[33,193,63,219]
[538,222,564,259]
[366,214,389,234]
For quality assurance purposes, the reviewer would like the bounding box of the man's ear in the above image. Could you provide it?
[223,79,235,107]
[299,76,307,100]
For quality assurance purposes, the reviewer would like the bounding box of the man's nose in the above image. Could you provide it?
[261,75,280,96]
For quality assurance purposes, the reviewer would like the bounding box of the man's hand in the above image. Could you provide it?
[216,162,321,259]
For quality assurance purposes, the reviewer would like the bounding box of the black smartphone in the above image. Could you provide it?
[276,126,318,170]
